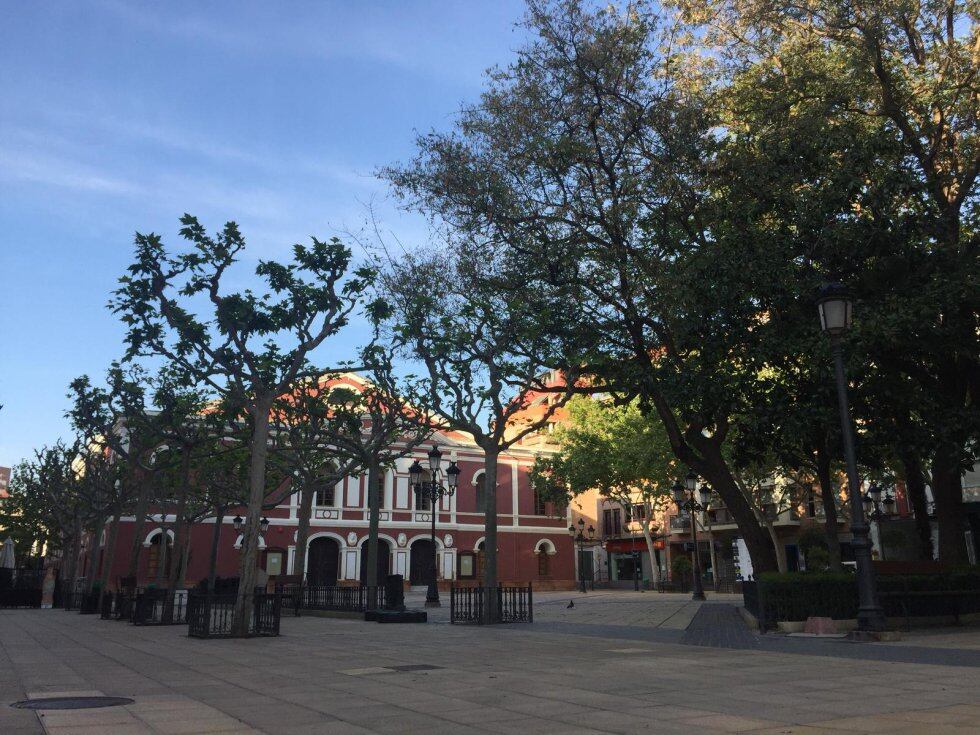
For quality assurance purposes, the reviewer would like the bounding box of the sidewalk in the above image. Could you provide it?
[4,606,980,734]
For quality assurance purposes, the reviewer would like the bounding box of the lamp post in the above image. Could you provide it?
[409,447,460,608]
[673,470,710,601]
[863,482,897,561]
[567,518,597,593]
[818,282,886,633]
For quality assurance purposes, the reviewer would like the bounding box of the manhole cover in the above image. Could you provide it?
[388,664,443,672]
[11,697,134,710]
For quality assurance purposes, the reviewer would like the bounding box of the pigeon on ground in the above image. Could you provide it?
[566,599,574,608]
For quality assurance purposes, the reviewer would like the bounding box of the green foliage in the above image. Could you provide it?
[671,555,693,578]
[530,397,675,512]
[797,526,829,556]
[803,546,830,573]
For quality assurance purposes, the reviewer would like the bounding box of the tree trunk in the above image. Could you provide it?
[899,451,934,561]
[694,441,778,575]
[765,520,787,573]
[815,447,843,572]
[164,450,192,622]
[96,503,124,613]
[365,456,382,594]
[207,507,225,592]
[64,511,82,601]
[85,514,107,593]
[481,447,499,621]
[155,524,169,586]
[234,397,272,636]
[640,505,660,587]
[126,474,153,581]
[931,445,968,566]
[293,486,315,584]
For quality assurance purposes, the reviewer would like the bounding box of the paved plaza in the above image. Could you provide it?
[3,592,980,735]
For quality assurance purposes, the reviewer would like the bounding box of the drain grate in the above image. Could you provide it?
[11,697,135,710]
[387,664,443,672]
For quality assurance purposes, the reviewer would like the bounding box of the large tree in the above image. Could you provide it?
[111,215,381,634]
[383,245,582,617]
[679,0,979,562]
[384,0,781,574]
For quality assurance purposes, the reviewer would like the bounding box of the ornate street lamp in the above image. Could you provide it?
[864,482,897,560]
[568,519,598,593]
[673,471,707,601]
[409,448,459,607]
[817,282,886,633]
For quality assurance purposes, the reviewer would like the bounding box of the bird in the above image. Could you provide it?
[566,599,574,609]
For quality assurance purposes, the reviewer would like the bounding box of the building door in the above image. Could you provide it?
[307,537,340,586]
[410,539,435,585]
[360,540,391,583]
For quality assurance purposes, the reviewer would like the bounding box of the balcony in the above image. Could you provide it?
[669,515,691,533]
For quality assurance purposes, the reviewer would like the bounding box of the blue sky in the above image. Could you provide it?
[0,0,529,468]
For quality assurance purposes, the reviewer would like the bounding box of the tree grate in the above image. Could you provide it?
[11,697,135,710]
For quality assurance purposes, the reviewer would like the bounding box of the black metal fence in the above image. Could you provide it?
[0,568,43,608]
[301,585,385,613]
[450,584,533,625]
[0,588,43,608]
[132,590,189,625]
[187,593,282,638]
[79,591,101,614]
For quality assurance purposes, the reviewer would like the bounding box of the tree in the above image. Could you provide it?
[66,363,156,608]
[383,0,781,574]
[678,0,979,563]
[383,245,581,617]
[145,368,223,619]
[530,396,675,584]
[111,215,381,634]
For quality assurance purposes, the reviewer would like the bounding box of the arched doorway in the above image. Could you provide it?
[307,537,340,586]
[360,540,391,583]
[409,539,435,586]
[147,532,173,583]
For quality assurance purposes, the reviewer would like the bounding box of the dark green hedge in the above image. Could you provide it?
[752,569,980,626]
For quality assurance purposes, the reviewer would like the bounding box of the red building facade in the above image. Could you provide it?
[89,431,576,591]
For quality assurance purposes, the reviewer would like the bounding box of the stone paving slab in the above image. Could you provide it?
[4,605,980,733]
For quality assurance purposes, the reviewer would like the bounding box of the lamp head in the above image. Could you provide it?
[672,480,685,508]
[587,525,595,539]
[232,515,244,532]
[685,469,697,492]
[446,460,460,491]
[883,493,896,514]
[408,459,424,486]
[259,517,270,533]
[427,445,442,473]
[816,281,852,336]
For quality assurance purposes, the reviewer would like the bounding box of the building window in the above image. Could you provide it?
[315,486,334,507]
[533,489,547,516]
[414,486,431,511]
[474,483,486,513]
[538,553,550,577]
[603,508,622,537]
[632,504,646,521]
